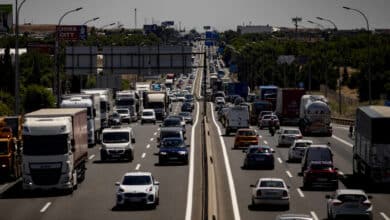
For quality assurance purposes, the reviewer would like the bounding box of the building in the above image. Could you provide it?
[237,25,274,34]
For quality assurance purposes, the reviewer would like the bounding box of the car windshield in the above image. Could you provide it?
[295,142,311,148]
[162,139,184,148]
[337,194,367,202]
[310,163,333,170]
[179,112,190,117]
[249,147,271,154]
[143,111,153,116]
[260,180,284,188]
[238,130,256,136]
[164,119,181,127]
[185,95,193,99]
[0,141,9,155]
[284,130,300,134]
[122,175,152,185]
[103,132,129,143]
[117,109,128,114]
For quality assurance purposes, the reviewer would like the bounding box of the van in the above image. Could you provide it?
[157,127,185,147]
[100,126,135,161]
[301,144,333,173]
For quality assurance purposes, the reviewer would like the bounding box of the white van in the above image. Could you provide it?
[100,126,135,161]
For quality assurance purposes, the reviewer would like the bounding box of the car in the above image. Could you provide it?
[233,128,259,149]
[303,161,339,189]
[116,108,131,123]
[176,93,186,102]
[162,117,186,134]
[215,100,225,111]
[275,214,313,220]
[185,85,192,91]
[217,106,230,122]
[215,97,225,103]
[250,178,290,209]
[190,74,195,79]
[188,79,193,84]
[181,102,193,112]
[184,94,194,102]
[157,127,185,147]
[115,172,159,208]
[179,111,193,124]
[301,144,333,174]
[326,189,373,220]
[100,126,135,161]
[258,111,274,120]
[109,111,121,126]
[158,137,189,164]
[168,94,177,102]
[287,139,313,162]
[141,109,156,124]
[243,145,275,169]
[258,114,280,129]
[166,115,186,127]
[277,128,302,147]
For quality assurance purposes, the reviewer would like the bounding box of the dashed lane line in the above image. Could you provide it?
[135,164,141,170]
[332,135,353,148]
[263,140,268,145]
[141,153,146,158]
[297,188,305,197]
[146,144,151,149]
[310,211,319,220]
[40,202,52,213]
[286,171,293,178]
[277,157,283,164]
[150,138,154,141]
[153,132,157,136]
[380,212,390,220]
[88,154,95,160]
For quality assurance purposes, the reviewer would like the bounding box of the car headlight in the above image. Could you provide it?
[160,152,167,155]
[178,151,187,155]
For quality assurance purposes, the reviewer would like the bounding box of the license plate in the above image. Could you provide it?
[111,154,121,158]
[170,157,179,160]
[128,197,142,202]
[346,204,358,208]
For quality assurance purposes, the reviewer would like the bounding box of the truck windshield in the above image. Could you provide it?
[0,141,9,155]
[103,132,129,143]
[23,135,68,155]
[147,102,164,109]
[116,99,135,106]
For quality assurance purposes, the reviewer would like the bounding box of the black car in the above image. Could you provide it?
[181,102,193,112]
[162,117,186,134]
[178,111,193,125]
[158,137,188,164]
[243,145,275,169]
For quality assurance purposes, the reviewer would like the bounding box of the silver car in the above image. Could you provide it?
[288,139,313,162]
[326,189,373,220]
[277,128,302,147]
[250,178,290,209]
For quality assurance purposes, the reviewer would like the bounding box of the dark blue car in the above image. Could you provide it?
[158,137,188,164]
[243,145,275,169]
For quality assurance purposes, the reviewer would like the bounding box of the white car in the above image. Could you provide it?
[250,178,290,209]
[326,189,373,220]
[141,109,156,124]
[115,172,160,208]
[215,97,225,103]
[277,128,303,147]
[275,214,313,220]
[116,108,131,123]
[288,139,313,162]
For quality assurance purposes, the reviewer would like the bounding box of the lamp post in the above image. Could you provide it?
[100,22,116,29]
[83,17,99,25]
[316,16,338,31]
[343,6,371,104]
[14,0,27,114]
[307,20,325,30]
[55,7,83,107]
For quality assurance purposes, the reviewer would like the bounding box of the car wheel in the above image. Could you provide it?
[129,151,134,162]
[141,121,144,125]
[101,154,106,161]
[285,204,290,210]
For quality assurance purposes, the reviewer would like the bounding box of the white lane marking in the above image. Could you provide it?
[286,171,293,178]
[153,132,157,136]
[150,138,154,141]
[135,164,141,170]
[380,212,390,220]
[40,202,52,213]
[263,140,268,145]
[88,154,95,160]
[146,144,151,149]
[0,183,9,191]
[310,211,319,220]
[297,188,305,197]
[157,128,160,131]
[332,135,353,148]
[141,153,146,158]
[259,135,262,138]
[338,171,344,176]
[210,103,241,220]
[277,157,283,164]
[184,95,201,220]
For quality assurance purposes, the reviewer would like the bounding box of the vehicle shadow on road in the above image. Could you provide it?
[93,160,132,164]
[154,162,188,167]
[0,181,71,199]
[248,204,289,211]
[340,174,390,194]
[111,204,156,211]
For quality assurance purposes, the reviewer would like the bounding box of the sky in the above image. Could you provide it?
[1,0,389,31]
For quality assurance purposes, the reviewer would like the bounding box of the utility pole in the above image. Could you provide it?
[134,8,137,29]
[292,17,302,39]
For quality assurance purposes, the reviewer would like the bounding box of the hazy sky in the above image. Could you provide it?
[1,0,389,31]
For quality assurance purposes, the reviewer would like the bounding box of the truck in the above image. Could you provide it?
[275,88,306,125]
[61,94,101,147]
[353,106,390,184]
[299,95,332,136]
[81,88,113,128]
[143,91,169,121]
[226,82,249,101]
[224,105,250,135]
[249,101,273,125]
[22,108,88,192]
[0,116,22,180]
[136,82,151,98]
[259,85,278,110]
[115,90,141,122]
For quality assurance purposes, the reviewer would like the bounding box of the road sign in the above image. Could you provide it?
[57,25,88,41]
[277,55,295,65]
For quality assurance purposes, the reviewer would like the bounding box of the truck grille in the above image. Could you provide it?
[30,168,62,185]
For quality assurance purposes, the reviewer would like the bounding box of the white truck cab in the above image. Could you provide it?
[100,126,135,161]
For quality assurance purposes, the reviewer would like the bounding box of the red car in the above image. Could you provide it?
[303,161,339,189]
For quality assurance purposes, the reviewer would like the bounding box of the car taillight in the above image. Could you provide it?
[362,200,371,207]
[282,191,288,197]
[296,135,302,139]
[332,200,342,206]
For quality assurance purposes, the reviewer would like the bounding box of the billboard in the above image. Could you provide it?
[57,25,88,41]
[0,4,12,33]
[65,46,98,75]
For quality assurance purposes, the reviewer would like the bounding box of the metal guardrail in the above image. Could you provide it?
[331,117,354,125]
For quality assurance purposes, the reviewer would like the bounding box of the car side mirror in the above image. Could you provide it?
[186,144,190,148]
[250,184,255,188]
[115,182,120,186]
[325,195,331,199]
[154,181,160,185]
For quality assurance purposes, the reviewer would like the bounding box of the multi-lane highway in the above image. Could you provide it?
[1,45,389,220]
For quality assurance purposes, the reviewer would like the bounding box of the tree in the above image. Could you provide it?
[23,85,55,113]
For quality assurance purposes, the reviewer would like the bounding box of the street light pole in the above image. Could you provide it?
[83,17,99,25]
[343,6,371,104]
[100,22,116,29]
[55,7,83,107]
[14,0,27,114]
[307,20,325,30]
